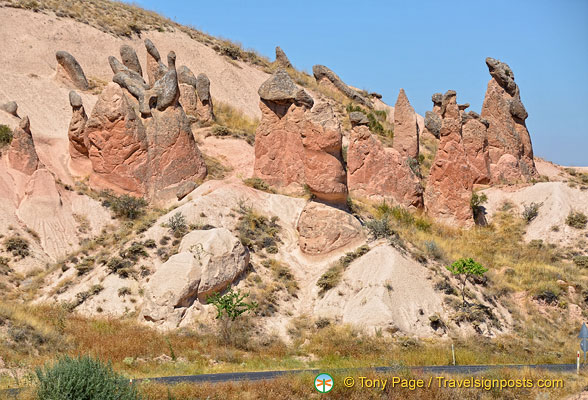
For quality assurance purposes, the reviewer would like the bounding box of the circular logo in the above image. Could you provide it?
[314,373,334,393]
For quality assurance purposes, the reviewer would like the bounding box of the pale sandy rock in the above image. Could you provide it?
[393,89,419,159]
[179,228,250,301]
[347,123,423,208]
[7,116,42,175]
[297,202,363,255]
[55,50,89,90]
[481,57,537,182]
[424,91,474,226]
[315,244,445,336]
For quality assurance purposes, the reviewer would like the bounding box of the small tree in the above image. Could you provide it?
[470,192,488,224]
[207,288,258,345]
[167,212,188,237]
[446,258,488,306]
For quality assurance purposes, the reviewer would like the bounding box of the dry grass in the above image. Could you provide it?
[212,102,259,145]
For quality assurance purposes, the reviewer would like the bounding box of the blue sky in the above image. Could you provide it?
[126,0,587,166]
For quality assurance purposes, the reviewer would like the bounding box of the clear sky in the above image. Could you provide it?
[126,0,587,166]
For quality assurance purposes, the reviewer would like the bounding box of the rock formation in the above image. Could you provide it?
[0,101,18,117]
[312,65,372,108]
[275,46,293,69]
[177,66,215,123]
[297,202,363,255]
[55,51,89,90]
[424,91,474,225]
[393,89,419,159]
[67,91,89,160]
[424,111,441,139]
[254,69,347,204]
[481,57,537,182]
[347,113,423,208]
[68,41,207,203]
[142,228,249,326]
[84,83,150,196]
[195,73,214,122]
[120,44,143,77]
[462,111,491,184]
[145,38,167,87]
[7,116,42,175]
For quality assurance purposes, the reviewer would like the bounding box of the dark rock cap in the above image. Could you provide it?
[349,111,369,126]
[485,57,517,96]
[258,69,313,108]
[69,90,83,108]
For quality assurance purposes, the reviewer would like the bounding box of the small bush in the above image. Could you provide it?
[566,211,587,229]
[317,245,370,294]
[4,236,30,258]
[104,193,147,220]
[35,355,141,400]
[120,242,148,261]
[211,125,231,136]
[237,205,281,253]
[365,216,394,239]
[118,287,132,297]
[0,124,13,147]
[522,202,542,223]
[167,212,188,237]
[107,257,133,277]
[573,256,588,268]
[220,44,241,60]
[424,240,444,260]
[243,177,273,193]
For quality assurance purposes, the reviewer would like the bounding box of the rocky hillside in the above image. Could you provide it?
[0,0,587,354]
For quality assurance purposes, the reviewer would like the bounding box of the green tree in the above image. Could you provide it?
[446,258,488,306]
[207,288,258,345]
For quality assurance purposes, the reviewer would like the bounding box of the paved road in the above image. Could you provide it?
[0,363,579,397]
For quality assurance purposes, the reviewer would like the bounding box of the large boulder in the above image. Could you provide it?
[84,83,150,196]
[481,57,537,182]
[67,91,89,160]
[297,202,363,255]
[254,70,346,203]
[424,91,474,225]
[178,228,250,301]
[7,117,42,175]
[393,89,419,159]
[0,101,18,117]
[312,65,372,108]
[347,117,423,208]
[55,51,89,90]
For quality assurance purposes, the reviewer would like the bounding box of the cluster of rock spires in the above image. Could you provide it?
[253,56,538,225]
[61,40,216,203]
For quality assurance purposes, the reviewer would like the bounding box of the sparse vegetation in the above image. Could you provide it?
[566,210,587,229]
[317,245,370,294]
[236,203,281,254]
[346,104,394,146]
[212,102,259,145]
[203,154,232,180]
[470,192,488,221]
[4,235,30,258]
[446,258,488,306]
[35,355,141,400]
[262,259,298,297]
[243,177,274,193]
[167,212,188,237]
[573,256,588,268]
[522,202,542,223]
[206,288,258,346]
[0,124,13,147]
[100,191,148,220]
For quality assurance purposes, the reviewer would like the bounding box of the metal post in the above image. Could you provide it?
[452,344,456,366]
[577,351,580,374]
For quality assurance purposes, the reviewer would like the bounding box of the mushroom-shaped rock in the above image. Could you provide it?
[275,46,293,69]
[120,45,143,77]
[68,90,89,159]
[7,116,42,175]
[312,65,372,108]
[108,56,147,86]
[55,51,89,90]
[481,57,537,182]
[258,69,314,108]
[0,101,18,117]
[195,73,214,122]
[393,88,419,159]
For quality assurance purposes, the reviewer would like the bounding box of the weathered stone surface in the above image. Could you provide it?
[0,101,18,117]
[349,111,369,126]
[462,112,491,184]
[312,65,372,108]
[424,111,441,138]
[144,38,167,87]
[55,51,89,90]
[142,102,207,202]
[84,83,149,195]
[178,228,250,301]
[195,73,214,122]
[120,44,143,77]
[179,83,198,116]
[108,56,147,85]
[275,46,293,69]
[424,91,474,225]
[481,57,537,182]
[393,89,419,159]
[112,72,151,116]
[7,116,42,175]
[254,71,346,203]
[68,90,89,159]
[347,123,423,208]
[147,51,180,112]
[297,202,363,255]
[177,65,197,86]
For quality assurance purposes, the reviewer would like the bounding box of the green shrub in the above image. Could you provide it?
[573,256,588,268]
[35,355,141,400]
[317,245,370,294]
[446,258,488,306]
[365,216,394,239]
[237,205,281,253]
[167,212,188,237]
[4,236,30,258]
[102,193,147,220]
[220,44,241,60]
[470,192,488,221]
[211,125,231,136]
[120,242,148,262]
[522,202,542,223]
[566,211,587,229]
[0,124,12,147]
[107,257,133,277]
